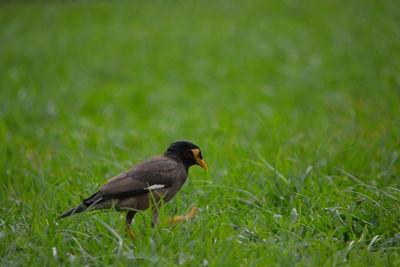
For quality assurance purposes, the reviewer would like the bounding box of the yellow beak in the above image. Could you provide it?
[197,159,208,171]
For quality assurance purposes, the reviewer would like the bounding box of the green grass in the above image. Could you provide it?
[1,0,400,266]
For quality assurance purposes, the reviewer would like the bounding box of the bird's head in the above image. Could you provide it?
[165,140,208,171]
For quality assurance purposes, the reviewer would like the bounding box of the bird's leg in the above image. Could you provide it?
[125,211,136,239]
[167,205,197,224]
[151,204,160,228]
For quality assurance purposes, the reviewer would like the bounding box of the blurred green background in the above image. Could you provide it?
[1,0,399,266]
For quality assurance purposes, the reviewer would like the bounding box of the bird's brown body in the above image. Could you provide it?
[58,141,207,237]
[84,155,188,211]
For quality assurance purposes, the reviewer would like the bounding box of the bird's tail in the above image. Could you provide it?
[57,204,87,220]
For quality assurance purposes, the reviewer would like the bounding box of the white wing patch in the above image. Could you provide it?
[146,184,165,190]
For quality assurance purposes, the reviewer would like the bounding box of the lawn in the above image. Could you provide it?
[1,0,399,266]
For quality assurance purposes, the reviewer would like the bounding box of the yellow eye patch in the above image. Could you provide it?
[191,148,200,159]
[191,148,208,171]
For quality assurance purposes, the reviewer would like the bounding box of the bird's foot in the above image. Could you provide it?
[167,205,197,224]
[125,227,136,239]
[186,205,197,218]
[128,231,136,239]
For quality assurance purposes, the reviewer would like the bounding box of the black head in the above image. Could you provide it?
[164,140,208,171]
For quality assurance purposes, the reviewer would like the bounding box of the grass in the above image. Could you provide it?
[1,0,400,266]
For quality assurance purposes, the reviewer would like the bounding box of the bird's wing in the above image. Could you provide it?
[83,156,180,205]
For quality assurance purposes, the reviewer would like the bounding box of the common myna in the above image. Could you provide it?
[58,140,207,237]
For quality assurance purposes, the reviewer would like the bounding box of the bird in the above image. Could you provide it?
[57,140,208,238]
